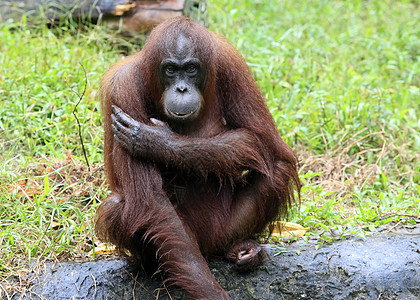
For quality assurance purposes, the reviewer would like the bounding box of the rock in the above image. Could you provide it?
[8,233,420,299]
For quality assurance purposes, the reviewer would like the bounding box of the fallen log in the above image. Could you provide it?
[5,230,420,299]
[0,0,208,31]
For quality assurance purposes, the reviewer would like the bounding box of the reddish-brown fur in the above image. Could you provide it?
[96,17,300,299]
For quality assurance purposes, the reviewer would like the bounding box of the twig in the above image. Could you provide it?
[70,63,91,171]
[132,271,138,300]
[0,283,11,300]
[117,261,154,296]
[160,272,173,300]
[369,214,418,222]
[91,274,97,299]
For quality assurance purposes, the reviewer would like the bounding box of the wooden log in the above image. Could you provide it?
[0,0,133,21]
[0,0,208,31]
[119,0,208,32]
[108,0,208,32]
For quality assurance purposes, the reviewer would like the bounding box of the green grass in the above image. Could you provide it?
[210,0,419,242]
[0,0,419,287]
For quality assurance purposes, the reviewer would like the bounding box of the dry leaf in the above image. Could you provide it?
[50,221,62,230]
[271,221,309,239]
[92,243,117,255]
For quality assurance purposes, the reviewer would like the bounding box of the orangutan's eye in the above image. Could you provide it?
[165,65,176,76]
[185,64,197,74]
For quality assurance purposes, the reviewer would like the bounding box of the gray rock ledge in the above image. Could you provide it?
[9,232,420,300]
